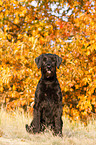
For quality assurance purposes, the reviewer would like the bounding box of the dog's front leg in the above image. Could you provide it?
[32,107,41,133]
[26,107,40,134]
[54,106,63,136]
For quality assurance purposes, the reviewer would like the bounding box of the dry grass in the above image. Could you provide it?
[0,108,96,145]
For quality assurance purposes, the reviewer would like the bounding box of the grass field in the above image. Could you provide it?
[0,108,96,145]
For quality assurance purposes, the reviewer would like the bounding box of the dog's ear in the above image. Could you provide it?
[35,54,43,69]
[55,55,62,69]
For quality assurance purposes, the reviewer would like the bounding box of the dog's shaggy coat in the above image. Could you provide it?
[26,53,63,136]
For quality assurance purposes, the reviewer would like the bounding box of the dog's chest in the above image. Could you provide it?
[41,84,58,102]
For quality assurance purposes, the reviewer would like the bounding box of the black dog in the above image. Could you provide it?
[26,53,63,136]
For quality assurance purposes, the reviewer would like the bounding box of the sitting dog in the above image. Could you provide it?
[26,53,63,136]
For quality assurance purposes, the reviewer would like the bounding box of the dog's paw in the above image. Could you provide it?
[25,124,33,133]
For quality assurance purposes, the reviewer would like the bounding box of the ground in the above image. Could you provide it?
[0,109,96,145]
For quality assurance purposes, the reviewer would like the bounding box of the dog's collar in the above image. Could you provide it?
[43,81,55,85]
[41,78,57,85]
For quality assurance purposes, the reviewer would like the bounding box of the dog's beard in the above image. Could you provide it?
[42,66,55,79]
[46,70,52,78]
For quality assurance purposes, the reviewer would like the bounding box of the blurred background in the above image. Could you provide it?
[0,0,96,124]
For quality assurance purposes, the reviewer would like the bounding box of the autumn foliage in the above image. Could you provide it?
[0,0,96,123]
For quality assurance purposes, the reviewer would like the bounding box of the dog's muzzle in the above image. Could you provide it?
[45,65,52,78]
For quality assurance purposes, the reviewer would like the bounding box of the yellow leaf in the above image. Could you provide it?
[0,87,3,92]
[21,100,26,106]
[14,18,19,24]
[29,37,35,43]
[86,50,90,56]
[0,0,3,5]
[13,85,16,91]
[75,85,79,89]
[18,107,24,112]
[20,10,26,17]
[6,98,10,103]
[64,87,68,92]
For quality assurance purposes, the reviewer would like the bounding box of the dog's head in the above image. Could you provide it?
[35,54,62,79]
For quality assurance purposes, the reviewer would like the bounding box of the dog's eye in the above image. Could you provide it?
[43,57,47,62]
[51,58,55,62]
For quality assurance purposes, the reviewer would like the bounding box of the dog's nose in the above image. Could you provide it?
[47,64,51,68]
